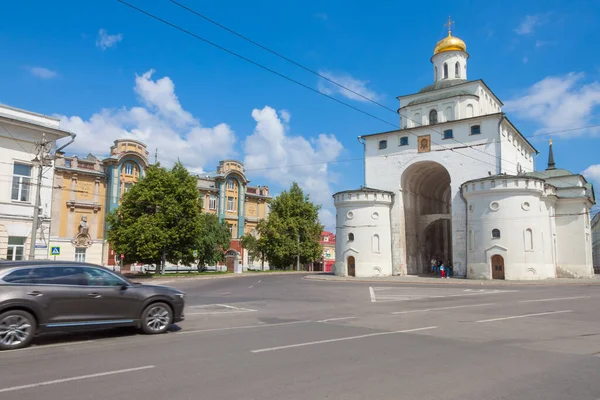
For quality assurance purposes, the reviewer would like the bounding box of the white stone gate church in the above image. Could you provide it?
[333,25,595,280]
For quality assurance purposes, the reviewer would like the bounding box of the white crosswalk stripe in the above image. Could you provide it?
[369,286,515,303]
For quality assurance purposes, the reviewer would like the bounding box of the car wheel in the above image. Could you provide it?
[0,310,36,350]
[140,303,172,334]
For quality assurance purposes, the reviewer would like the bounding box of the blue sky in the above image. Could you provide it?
[1,0,600,227]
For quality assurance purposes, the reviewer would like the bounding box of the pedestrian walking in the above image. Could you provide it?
[440,263,446,278]
[431,256,437,275]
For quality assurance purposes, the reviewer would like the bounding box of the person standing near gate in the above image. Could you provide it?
[431,256,437,275]
[440,263,446,278]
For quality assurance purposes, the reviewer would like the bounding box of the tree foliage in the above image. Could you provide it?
[196,213,231,270]
[106,162,202,272]
[257,182,323,269]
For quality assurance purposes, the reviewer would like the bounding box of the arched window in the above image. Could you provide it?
[525,229,533,251]
[466,104,474,118]
[429,109,438,125]
[226,179,235,190]
[492,229,501,239]
[434,66,438,81]
[372,234,380,253]
[443,63,448,79]
[455,62,460,78]
[348,233,354,242]
[414,113,421,127]
[124,162,133,175]
[445,106,453,121]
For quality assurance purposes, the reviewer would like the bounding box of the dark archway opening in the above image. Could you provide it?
[402,161,452,274]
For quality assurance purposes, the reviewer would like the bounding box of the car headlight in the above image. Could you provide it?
[175,292,185,299]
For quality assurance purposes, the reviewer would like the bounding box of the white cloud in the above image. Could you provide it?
[514,13,548,35]
[26,66,57,79]
[318,70,381,102]
[96,29,123,50]
[504,72,600,136]
[243,106,343,230]
[583,164,600,188]
[57,69,236,173]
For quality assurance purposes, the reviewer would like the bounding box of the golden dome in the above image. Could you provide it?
[433,32,466,56]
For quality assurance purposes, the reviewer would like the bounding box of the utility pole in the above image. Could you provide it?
[28,135,51,260]
[296,232,300,271]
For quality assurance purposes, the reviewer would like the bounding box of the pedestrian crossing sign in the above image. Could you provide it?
[50,246,60,256]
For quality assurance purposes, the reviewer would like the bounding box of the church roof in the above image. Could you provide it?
[417,79,468,93]
[405,89,474,107]
[333,187,394,196]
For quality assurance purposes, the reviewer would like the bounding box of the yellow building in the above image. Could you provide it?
[197,160,271,269]
[49,139,149,265]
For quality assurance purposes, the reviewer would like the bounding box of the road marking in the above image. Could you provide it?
[317,317,357,323]
[248,286,254,288]
[220,292,231,295]
[258,280,262,283]
[251,326,437,353]
[476,310,573,323]
[177,320,312,335]
[5,339,96,353]
[0,365,155,394]
[392,303,496,314]
[519,296,591,303]
[369,286,377,303]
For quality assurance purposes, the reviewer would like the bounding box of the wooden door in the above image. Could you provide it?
[491,255,505,280]
[347,256,356,277]
[226,257,234,273]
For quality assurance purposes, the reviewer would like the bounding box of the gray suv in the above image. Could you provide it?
[0,261,185,350]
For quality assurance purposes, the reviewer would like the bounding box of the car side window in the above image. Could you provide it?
[2,268,34,284]
[32,267,87,286]
[82,267,125,287]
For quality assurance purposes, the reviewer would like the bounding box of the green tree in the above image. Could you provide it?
[106,162,202,273]
[196,213,231,271]
[258,182,323,269]
[240,225,268,270]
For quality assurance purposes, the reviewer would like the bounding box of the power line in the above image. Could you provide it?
[168,0,397,113]
[120,1,599,200]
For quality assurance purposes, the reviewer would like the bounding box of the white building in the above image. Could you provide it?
[333,26,596,280]
[0,104,74,260]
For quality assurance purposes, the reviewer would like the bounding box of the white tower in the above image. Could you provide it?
[431,17,469,83]
[333,188,394,277]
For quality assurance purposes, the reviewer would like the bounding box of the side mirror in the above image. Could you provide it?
[120,283,129,291]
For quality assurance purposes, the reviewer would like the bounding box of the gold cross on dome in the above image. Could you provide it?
[445,16,454,35]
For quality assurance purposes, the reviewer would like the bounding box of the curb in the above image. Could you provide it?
[129,271,315,283]
[302,274,600,287]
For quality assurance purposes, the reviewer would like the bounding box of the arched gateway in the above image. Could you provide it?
[401,161,452,274]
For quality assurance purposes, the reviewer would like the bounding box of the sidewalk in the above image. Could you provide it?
[304,273,600,286]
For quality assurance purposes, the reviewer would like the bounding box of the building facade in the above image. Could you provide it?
[320,231,336,272]
[333,25,595,280]
[49,139,149,266]
[0,104,73,260]
[197,160,271,269]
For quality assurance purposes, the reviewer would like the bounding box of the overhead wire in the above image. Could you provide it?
[120,0,599,201]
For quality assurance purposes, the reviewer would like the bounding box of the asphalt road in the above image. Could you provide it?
[1,275,600,400]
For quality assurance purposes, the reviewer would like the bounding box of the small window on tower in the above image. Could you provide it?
[443,63,448,79]
[455,62,460,78]
[492,229,501,239]
[348,233,354,242]
[399,136,409,146]
[471,125,481,135]
[378,140,387,150]
[429,109,438,125]
[443,129,453,139]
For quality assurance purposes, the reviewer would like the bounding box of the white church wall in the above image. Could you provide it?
[592,213,600,273]
[463,177,554,280]
[499,122,535,175]
[364,122,503,276]
[554,200,594,277]
[333,191,393,277]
